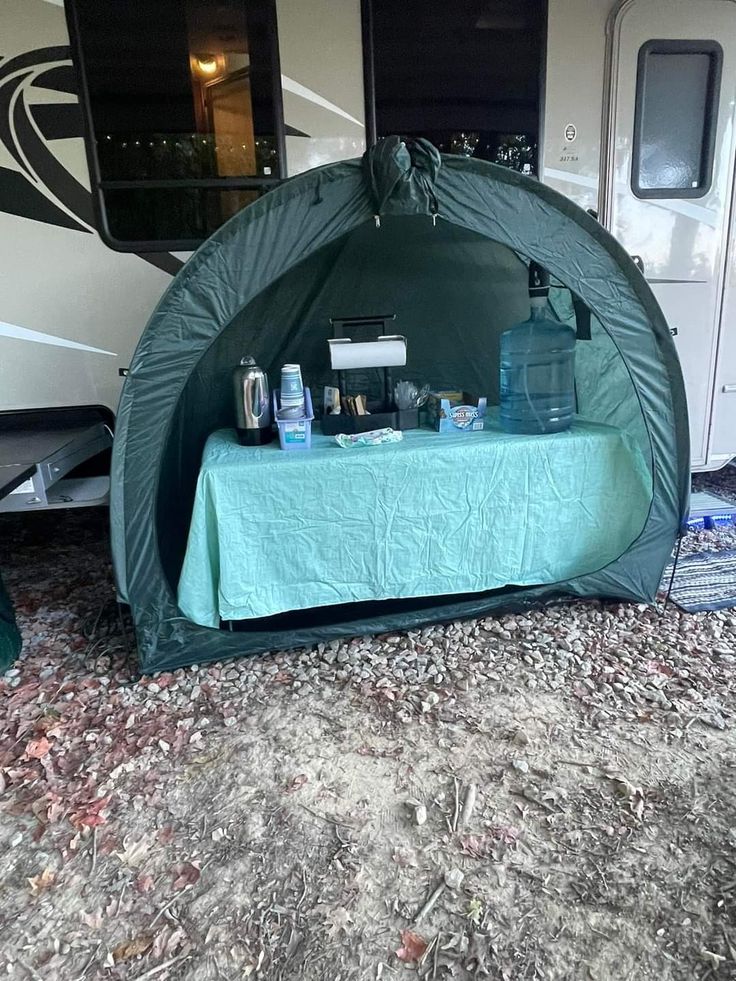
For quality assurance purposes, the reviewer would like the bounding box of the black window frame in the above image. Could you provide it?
[66,0,287,253]
[631,38,722,201]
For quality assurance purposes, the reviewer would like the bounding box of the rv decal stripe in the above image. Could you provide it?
[0,321,116,357]
[0,47,71,84]
[0,164,88,231]
[31,103,84,142]
[280,75,364,129]
[31,65,78,95]
[0,71,35,176]
[12,77,95,228]
[137,252,185,276]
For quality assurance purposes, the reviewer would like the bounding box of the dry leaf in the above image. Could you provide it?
[81,909,104,929]
[26,737,51,759]
[459,834,494,858]
[396,929,428,963]
[173,861,201,890]
[286,773,309,793]
[466,898,484,925]
[327,908,353,940]
[701,948,727,968]
[28,868,55,895]
[164,927,191,957]
[392,847,419,868]
[158,825,175,844]
[115,835,153,868]
[112,934,153,963]
[135,874,155,895]
[70,796,111,830]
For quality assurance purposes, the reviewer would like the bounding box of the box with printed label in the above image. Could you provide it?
[426,391,487,433]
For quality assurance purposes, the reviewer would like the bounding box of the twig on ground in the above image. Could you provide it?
[459,783,477,830]
[131,953,190,980]
[116,880,127,917]
[90,827,98,875]
[452,777,460,833]
[17,958,44,981]
[722,925,736,962]
[300,803,355,830]
[419,934,437,967]
[415,881,446,925]
[72,943,102,981]
[149,891,184,929]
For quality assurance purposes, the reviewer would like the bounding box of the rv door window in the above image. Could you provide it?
[632,40,721,199]
[69,0,284,250]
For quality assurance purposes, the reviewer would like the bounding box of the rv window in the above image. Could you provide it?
[632,40,721,199]
[69,0,284,250]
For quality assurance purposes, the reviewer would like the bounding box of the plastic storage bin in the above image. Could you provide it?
[273,387,313,450]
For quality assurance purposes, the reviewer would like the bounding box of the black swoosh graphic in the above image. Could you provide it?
[0,45,186,275]
[13,78,94,227]
[31,103,84,142]
[31,64,78,95]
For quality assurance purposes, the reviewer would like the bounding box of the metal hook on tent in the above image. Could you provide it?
[374,214,381,228]
[432,213,438,228]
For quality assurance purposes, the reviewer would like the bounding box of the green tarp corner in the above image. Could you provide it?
[0,571,21,673]
[110,136,689,673]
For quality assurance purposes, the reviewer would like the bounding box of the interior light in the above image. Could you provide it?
[195,55,219,76]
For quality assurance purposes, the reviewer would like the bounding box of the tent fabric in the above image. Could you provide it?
[177,420,652,628]
[110,137,689,674]
[0,571,21,673]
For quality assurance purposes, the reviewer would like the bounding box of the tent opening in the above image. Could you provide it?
[157,212,654,635]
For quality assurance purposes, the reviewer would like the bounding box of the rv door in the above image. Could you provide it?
[602,0,736,470]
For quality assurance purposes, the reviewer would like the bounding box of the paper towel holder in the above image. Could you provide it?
[327,315,405,412]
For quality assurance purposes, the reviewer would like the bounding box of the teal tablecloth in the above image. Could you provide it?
[178,415,652,627]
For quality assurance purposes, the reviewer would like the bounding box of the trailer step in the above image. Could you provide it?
[0,418,112,510]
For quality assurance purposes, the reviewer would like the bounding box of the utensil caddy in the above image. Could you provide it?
[320,314,420,436]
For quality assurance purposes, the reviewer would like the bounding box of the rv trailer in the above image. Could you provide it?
[0,0,734,511]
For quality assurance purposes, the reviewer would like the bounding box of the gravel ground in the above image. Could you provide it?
[1,469,735,980]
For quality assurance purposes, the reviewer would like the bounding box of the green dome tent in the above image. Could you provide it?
[111,137,689,674]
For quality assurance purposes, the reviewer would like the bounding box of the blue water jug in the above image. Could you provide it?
[499,264,576,434]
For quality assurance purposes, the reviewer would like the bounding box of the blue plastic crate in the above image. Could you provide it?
[273,387,314,450]
[686,516,705,532]
[704,512,736,530]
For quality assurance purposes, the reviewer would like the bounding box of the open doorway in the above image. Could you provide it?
[365,0,546,173]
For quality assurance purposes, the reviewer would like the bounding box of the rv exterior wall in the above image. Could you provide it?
[0,0,364,423]
[541,0,611,213]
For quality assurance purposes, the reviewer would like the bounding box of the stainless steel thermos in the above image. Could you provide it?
[233,356,272,445]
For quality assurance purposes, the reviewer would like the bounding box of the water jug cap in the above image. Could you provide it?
[528,261,550,297]
[240,356,256,366]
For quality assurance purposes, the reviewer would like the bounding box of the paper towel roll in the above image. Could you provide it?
[328,335,407,370]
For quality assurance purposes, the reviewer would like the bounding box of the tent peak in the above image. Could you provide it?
[364,136,441,218]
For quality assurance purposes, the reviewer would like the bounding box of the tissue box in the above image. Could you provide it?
[426,391,487,433]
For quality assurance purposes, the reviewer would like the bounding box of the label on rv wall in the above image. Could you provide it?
[564,123,577,143]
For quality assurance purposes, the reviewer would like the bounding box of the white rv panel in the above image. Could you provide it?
[710,131,736,464]
[603,0,736,469]
[276,0,365,175]
[541,0,611,212]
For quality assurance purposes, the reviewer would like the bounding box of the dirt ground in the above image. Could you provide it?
[1,471,736,981]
